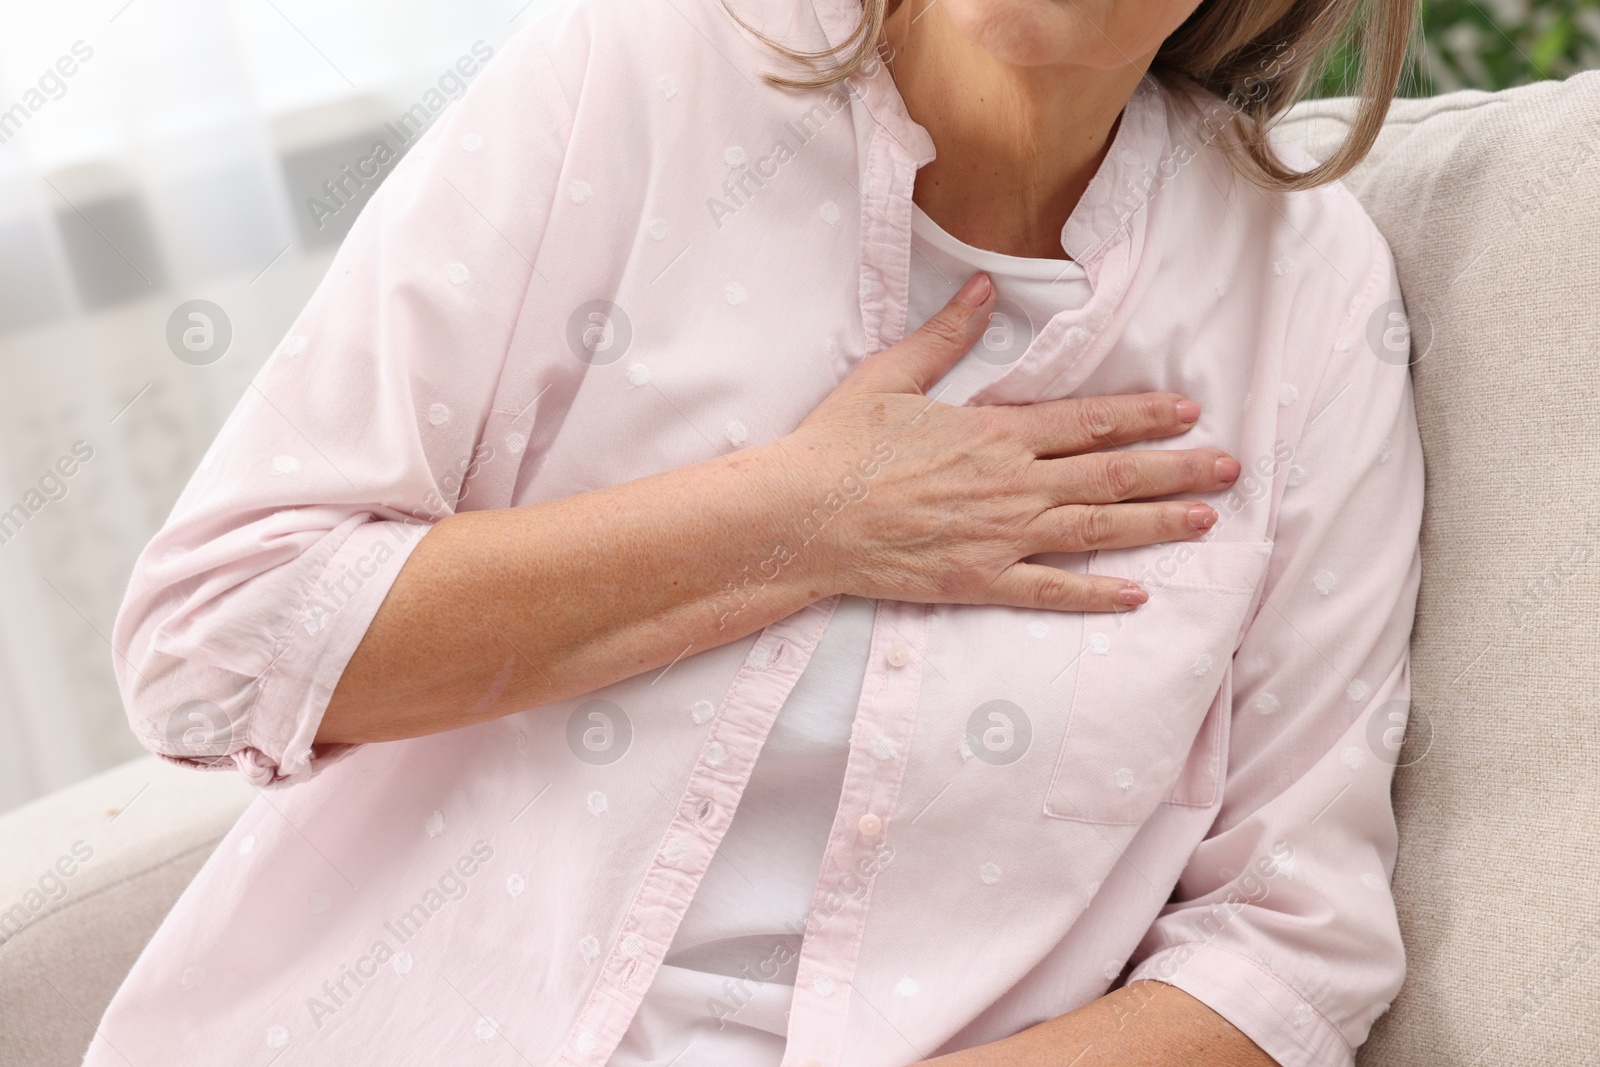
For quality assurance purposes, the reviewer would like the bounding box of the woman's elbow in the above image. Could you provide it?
[111,579,262,774]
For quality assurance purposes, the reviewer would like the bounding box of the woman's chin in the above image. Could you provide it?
[933,0,1185,71]
[941,15,1113,70]
[944,4,1077,64]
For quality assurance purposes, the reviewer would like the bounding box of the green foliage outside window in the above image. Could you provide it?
[1311,0,1600,97]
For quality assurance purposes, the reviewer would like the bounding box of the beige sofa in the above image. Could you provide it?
[3,73,1598,1065]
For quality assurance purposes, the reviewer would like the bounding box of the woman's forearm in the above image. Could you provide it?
[318,439,834,744]
[916,981,1277,1066]
[315,284,1226,747]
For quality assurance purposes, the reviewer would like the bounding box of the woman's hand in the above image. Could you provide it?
[773,272,1241,613]
[319,273,1240,743]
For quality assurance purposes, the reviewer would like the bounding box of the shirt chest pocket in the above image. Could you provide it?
[1043,539,1273,825]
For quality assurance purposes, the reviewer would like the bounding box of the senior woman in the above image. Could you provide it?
[90,0,1423,1062]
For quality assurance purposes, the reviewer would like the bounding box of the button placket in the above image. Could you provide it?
[559,598,841,1066]
[785,598,931,1065]
[778,94,935,1063]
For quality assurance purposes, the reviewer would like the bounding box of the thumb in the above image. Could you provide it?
[850,272,994,395]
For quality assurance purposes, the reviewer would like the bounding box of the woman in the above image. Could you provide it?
[92,0,1423,1062]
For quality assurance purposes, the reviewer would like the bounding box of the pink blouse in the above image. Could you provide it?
[93,0,1424,1064]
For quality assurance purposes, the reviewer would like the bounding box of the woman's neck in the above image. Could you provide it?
[881,0,1156,260]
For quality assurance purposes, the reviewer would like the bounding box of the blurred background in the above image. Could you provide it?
[1318,0,1600,96]
[0,0,1596,816]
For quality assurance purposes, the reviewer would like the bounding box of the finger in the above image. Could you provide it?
[1002,391,1201,456]
[1018,500,1218,556]
[848,272,995,396]
[983,562,1146,614]
[1030,448,1241,505]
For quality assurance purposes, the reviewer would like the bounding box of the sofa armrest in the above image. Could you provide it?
[0,756,256,1067]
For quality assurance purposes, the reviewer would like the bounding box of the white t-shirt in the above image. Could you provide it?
[606,204,1093,1066]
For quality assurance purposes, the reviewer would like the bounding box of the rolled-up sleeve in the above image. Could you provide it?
[110,27,574,787]
[1125,239,1425,1066]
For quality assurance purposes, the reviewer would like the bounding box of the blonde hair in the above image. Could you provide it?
[718,0,1417,191]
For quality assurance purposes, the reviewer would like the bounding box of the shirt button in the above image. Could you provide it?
[886,644,909,667]
[858,813,883,836]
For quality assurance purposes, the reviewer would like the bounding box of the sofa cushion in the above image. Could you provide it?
[0,756,255,1067]
[1276,71,1600,1065]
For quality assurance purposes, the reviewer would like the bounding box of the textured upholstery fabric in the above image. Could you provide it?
[0,757,255,1067]
[1277,71,1600,1066]
[2,71,1597,1067]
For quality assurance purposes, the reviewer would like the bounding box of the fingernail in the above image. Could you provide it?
[1175,399,1201,423]
[1188,506,1217,530]
[955,273,992,308]
[1119,583,1148,606]
[1214,456,1241,482]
